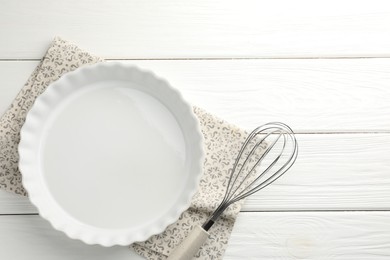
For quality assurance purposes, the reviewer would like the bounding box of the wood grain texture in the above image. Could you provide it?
[241,133,390,211]
[0,213,388,259]
[0,190,36,214]
[0,215,143,259]
[1,59,390,131]
[1,133,389,213]
[225,212,390,259]
[1,0,390,59]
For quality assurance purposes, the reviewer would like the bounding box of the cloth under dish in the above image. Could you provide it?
[0,37,251,259]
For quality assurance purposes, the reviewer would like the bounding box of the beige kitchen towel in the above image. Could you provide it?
[0,37,252,259]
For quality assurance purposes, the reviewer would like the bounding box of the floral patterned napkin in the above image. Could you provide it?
[0,37,251,259]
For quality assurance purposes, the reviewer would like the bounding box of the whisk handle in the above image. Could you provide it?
[166,225,209,260]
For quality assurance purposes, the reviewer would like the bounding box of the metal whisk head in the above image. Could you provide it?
[202,122,298,231]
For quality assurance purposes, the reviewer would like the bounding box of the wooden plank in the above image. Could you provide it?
[1,59,390,131]
[0,213,388,259]
[129,59,390,131]
[240,133,390,211]
[0,215,143,259]
[0,190,36,214]
[1,133,389,213]
[225,211,390,259]
[1,0,390,59]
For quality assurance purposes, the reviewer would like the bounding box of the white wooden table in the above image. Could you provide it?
[1,1,390,259]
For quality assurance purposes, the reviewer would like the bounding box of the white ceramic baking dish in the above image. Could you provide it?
[19,62,204,246]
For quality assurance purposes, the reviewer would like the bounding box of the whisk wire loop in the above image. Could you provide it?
[202,122,298,230]
[224,129,282,204]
